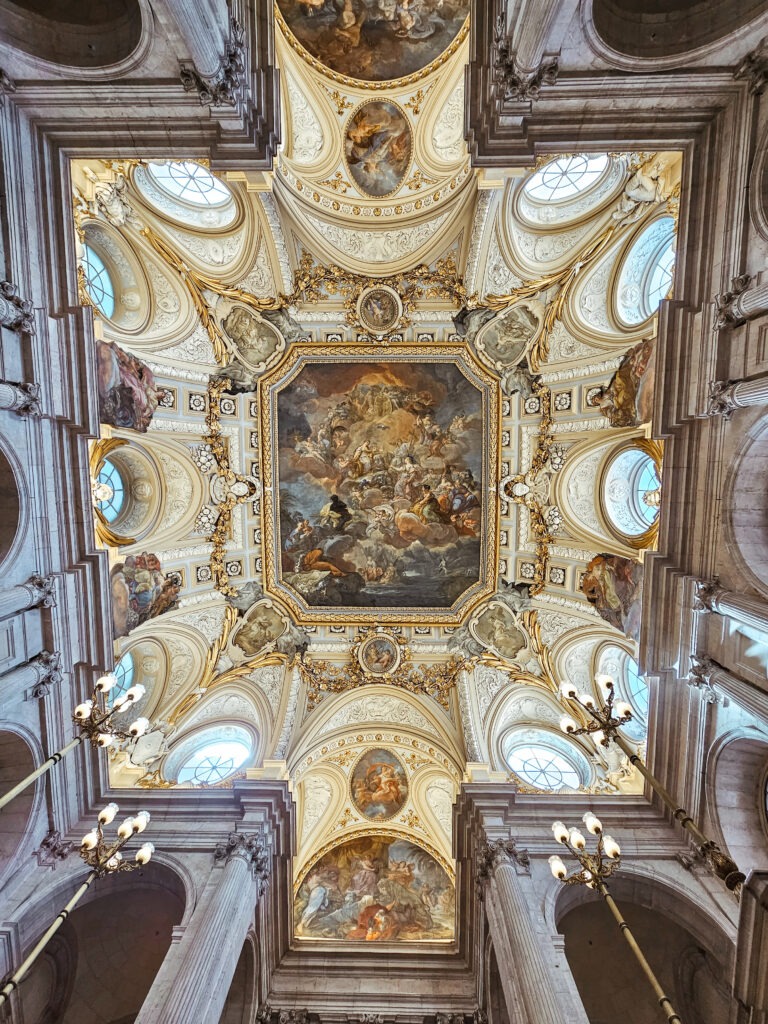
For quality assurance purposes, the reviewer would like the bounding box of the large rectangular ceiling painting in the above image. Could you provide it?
[260,345,498,625]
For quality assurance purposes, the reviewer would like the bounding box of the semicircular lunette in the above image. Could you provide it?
[276,0,470,84]
[344,101,412,199]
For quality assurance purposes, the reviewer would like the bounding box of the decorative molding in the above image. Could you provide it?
[180,20,245,108]
[0,281,34,334]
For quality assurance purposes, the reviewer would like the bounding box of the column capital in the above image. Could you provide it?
[35,828,75,868]
[28,650,63,699]
[706,379,740,419]
[180,18,245,108]
[25,574,57,610]
[256,1006,309,1024]
[214,831,269,884]
[0,380,41,416]
[687,655,722,705]
[692,577,725,612]
[0,281,34,334]
[494,15,558,102]
[736,36,768,95]
[476,836,531,894]
[0,68,15,107]
[714,273,753,328]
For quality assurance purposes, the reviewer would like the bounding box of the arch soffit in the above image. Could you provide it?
[547,859,737,968]
[553,428,652,556]
[0,0,153,80]
[499,180,619,282]
[704,726,768,856]
[722,412,768,600]
[0,437,29,575]
[111,432,206,551]
[128,171,258,284]
[288,684,465,772]
[11,858,189,950]
[580,0,768,74]
[0,726,46,891]
[273,171,477,280]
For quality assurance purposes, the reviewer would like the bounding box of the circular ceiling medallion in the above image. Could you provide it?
[356,285,403,335]
[275,1,470,86]
[344,100,412,199]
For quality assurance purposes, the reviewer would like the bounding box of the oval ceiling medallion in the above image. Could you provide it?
[344,100,412,198]
[276,1,470,85]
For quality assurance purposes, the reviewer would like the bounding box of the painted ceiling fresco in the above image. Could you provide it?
[276,0,470,83]
[73,4,681,951]
[261,348,498,621]
[294,835,455,942]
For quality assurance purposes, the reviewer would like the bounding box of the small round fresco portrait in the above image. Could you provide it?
[350,748,408,821]
[358,632,400,677]
[344,100,411,198]
[357,286,402,335]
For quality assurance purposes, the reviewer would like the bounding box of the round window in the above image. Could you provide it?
[523,154,610,203]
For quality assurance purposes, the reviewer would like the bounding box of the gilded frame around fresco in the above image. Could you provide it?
[258,342,500,626]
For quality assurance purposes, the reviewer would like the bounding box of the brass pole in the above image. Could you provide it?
[0,736,83,812]
[0,871,97,1006]
[600,886,683,1024]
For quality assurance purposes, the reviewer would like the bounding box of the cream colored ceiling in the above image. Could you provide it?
[68,14,684,901]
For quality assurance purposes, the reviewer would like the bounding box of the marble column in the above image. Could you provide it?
[165,0,228,81]
[0,651,61,704]
[706,373,768,418]
[135,832,267,1024]
[732,870,768,1024]
[688,655,768,717]
[478,839,570,1024]
[714,274,768,329]
[0,575,56,620]
[694,579,768,636]
[0,380,40,416]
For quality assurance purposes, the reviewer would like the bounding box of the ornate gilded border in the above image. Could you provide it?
[259,342,500,626]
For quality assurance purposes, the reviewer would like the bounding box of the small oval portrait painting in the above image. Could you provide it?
[358,632,400,677]
[351,748,408,820]
[220,303,284,372]
[474,302,542,373]
[344,101,411,198]
[358,286,402,335]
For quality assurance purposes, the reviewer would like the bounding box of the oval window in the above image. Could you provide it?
[82,244,116,319]
[177,740,251,785]
[147,161,232,207]
[616,216,676,325]
[603,448,660,537]
[505,741,582,791]
[524,154,610,203]
[95,458,125,523]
